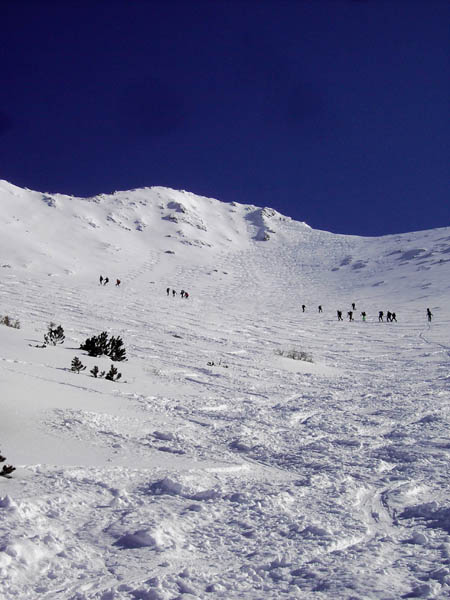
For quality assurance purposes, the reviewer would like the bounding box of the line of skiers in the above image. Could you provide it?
[99,275,121,287]
[337,308,432,322]
[302,303,360,314]
[97,279,432,322]
[336,310,378,322]
[337,309,397,322]
[303,302,386,322]
[309,305,432,323]
[377,310,397,322]
[166,287,189,299]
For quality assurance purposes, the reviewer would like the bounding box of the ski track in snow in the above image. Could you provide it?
[0,182,449,599]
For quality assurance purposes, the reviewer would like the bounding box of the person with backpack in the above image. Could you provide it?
[426,308,432,322]
[318,305,323,313]
[361,311,366,322]
[337,310,343,321]
[116,279,121,287]
[378,311,383,322]
[302,305,306,313]
[104,277,109,286]
[347,311,354,321]
[166,287,170,296]
[99,275,103,285]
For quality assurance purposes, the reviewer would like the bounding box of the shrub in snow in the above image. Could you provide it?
[90,364,122,381]
[207,359,228,368]
[0,315,20,329]
[80,332,127,361]
[44,322,65,346]
[107,336,127,362]
[90,365,106,378]
[0,451,15,478]
[71,356,86,373]
[275,348,313,363]
[80,331,109,357]
[105,364,121,381]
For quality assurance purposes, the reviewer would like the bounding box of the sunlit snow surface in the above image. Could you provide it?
[0,180,449,599]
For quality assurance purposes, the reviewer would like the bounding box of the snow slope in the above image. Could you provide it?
[0,180,449,599]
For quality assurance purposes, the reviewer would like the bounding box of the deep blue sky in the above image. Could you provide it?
[1,0,448,235]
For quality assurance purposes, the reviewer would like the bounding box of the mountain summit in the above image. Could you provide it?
[1,180,449,303]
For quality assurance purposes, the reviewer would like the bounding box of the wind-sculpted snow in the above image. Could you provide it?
[0,180,449,599]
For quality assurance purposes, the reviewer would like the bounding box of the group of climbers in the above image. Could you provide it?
[166,287,189,299]
[302,303,433,323]
[99,275,120,287]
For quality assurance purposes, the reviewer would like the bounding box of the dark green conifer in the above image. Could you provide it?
[71,356,86,373]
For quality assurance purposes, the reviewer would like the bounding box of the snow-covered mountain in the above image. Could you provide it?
[0,180,449,599]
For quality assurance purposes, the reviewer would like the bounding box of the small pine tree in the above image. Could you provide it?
[44,322,65,346]
[107,336,127,362]
[0,451,15,478]
[71,356,86,373]
[90,365,106,378]
[105,364,122,381]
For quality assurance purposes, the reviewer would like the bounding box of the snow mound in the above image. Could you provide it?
[149,474,220,501]
[400,502,450,534]
[114,526,181,551]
